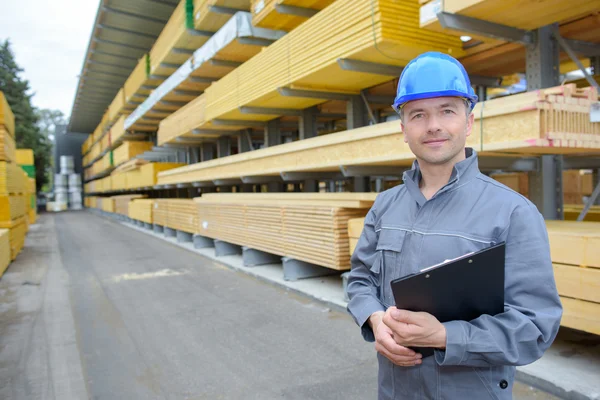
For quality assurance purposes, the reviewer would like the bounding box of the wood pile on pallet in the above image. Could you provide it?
[0,93,15,163]
[0,94,29,265]
[547,221,600,335]
[153,199,169,227]
[113,194,146,216]
[348,217,600,335]
[166,199,198,233]
[128,199,154,224]
[195,193,376,270]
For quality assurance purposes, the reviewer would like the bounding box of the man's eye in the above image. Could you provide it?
[443,109,454,114]
[412,113,424,120]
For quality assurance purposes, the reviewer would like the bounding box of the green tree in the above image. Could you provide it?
[0,39,52,192]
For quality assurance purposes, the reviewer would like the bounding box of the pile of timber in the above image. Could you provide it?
[251,0,336,32]
[0,229,9,276]
[195,193,376,270]
[202,0,463,127]
[547,221,600,335]
[157,84,600,186]
[134,11,284,135]
[113,194,146,216]
[0,94,15,162]
[348,217,600,335]
[0,216,27,262]
[153,199,169,227]
[419,0,600,77]
[129,199,154,224]
[165,199,198,233]
[102,197,115,213]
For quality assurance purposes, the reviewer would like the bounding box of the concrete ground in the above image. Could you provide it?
[0,211,592,399]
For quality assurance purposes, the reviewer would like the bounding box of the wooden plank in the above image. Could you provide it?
[0,126,16,163]
[547,221,600,268]
[560,296,600,335]
[554,263,600,304]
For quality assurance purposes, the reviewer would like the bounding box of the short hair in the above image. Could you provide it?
[399,98,471,122]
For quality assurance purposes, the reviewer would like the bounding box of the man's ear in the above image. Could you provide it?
[465,112,475,137]
[401,123,408,143]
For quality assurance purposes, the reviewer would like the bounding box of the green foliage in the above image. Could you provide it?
[0,39,53,192]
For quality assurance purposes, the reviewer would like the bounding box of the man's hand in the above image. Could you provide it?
[383,307,447,349]
[369,311,422,367]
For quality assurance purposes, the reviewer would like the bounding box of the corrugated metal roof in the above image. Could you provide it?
[68,0,178,134]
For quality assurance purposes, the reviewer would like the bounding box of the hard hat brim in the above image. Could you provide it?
[392,89,478,114]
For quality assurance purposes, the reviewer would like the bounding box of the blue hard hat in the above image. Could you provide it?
[392,52,478,114]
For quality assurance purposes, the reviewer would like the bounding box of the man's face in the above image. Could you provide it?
[400,97,474,166]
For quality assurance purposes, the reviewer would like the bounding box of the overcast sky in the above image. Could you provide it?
[0,0,98,119]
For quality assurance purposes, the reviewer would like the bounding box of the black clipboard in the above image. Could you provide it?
[390,242,506,357]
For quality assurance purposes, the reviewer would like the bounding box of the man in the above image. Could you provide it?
[346,52,562,400]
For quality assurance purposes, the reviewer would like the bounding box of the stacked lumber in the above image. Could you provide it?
[113,141,153,166]
[123,54,163,106]
[0,125,15,163]
[0,229,9,276]
[0,195,26,222]
[547,221,600,335]
[107,88,126,125]
[193,0,250,32]
[420,0,599,38]
[158,94,207,145]
[0,162,28,195]
[0,92,15,139]
[202,0,463,125]
[85,196,98,209]
[102,197,115,213]
[149,0,212,77]
[129,199,154,224]
[251,0,335,31]
[134,11,285,137]
[158,84,600,186]
[195,193,375,269]
[113,194,146,216]
[348,217,600,335]
[166,199,198,233]
[153,199,169,227]
[131,163,186,188]
[0,216,27,261]
[563,170,594,204]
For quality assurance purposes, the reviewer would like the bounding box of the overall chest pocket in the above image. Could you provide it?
[374,229,407,308]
